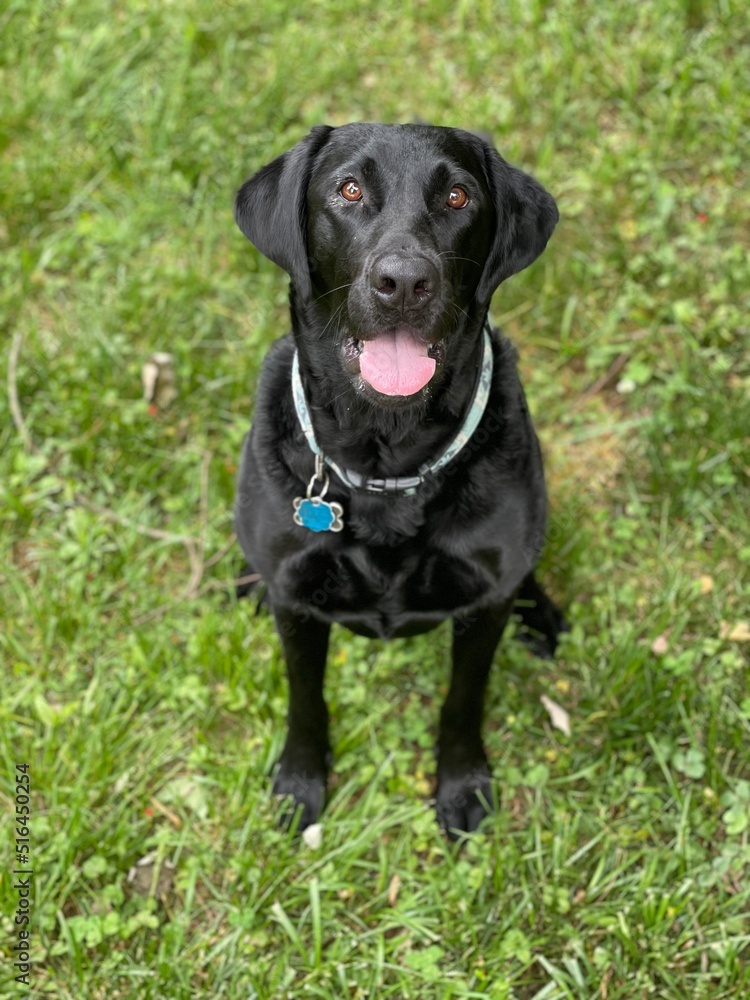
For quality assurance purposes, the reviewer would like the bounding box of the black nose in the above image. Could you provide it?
[370,254,439,311]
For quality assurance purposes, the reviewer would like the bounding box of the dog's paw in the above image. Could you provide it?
[516,613,568,660]
[513,574,569,659]
[435,760,494,839]
[272,759,327,832]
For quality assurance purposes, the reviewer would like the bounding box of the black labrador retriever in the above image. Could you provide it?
[233,123,565,836]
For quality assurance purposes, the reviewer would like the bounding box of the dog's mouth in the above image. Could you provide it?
[343,328,444,399]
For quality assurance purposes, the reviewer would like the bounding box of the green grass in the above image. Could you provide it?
[1,0,749,996]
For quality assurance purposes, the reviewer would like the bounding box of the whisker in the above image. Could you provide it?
[317,281,354,300]
[318,300,349,339]
[436,251,482,266]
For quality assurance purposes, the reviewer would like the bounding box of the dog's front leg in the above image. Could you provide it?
[436,602,513,837]
[271,607,331,830]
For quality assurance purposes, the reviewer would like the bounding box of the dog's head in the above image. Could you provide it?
[236,123,557,405]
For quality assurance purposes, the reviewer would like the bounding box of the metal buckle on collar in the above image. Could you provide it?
[344,470,424,495]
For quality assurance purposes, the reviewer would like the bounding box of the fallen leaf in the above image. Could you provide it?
[302,823,323,850]
[720,622,750,642]
[142,351,177,408]
[540,694,571,736]
[651,634,670,656]
[699,575,714,595]
[388,873,401,907]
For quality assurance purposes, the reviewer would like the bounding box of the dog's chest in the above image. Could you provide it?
[279,540,503,639]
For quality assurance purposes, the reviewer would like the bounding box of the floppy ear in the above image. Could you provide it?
[234,125,334,300]
[476,144,559,303]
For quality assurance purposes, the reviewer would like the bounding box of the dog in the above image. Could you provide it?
[233,123,565,837]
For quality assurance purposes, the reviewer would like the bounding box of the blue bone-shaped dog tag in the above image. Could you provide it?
[293,496,344,533]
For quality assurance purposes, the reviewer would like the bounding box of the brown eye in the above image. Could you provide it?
[447,186,469,209]
[340,180,362,202]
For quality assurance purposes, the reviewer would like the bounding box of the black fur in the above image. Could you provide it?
[233,123,563,836]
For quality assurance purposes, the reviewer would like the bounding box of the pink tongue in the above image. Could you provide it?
[359,328,436,396]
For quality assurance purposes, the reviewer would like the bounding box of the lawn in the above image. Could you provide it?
[1,0,749,997]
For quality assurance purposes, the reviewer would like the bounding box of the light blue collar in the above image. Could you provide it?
[291,323,494,497]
